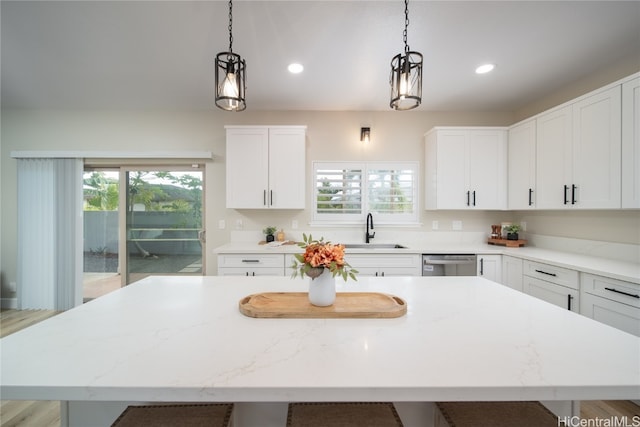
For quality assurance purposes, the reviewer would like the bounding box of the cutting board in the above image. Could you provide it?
[487,238,527,247]
[239,292,407,318]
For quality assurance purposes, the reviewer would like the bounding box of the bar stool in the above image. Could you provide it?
[435,401,557,427]
[287,402,404,427]
[111,403,234,427]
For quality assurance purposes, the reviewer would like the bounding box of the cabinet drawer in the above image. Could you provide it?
[581,292,640,336]
[218,254,284,268]
[581,273,640,308]
[523,260,579,290]
[346,254,420,268]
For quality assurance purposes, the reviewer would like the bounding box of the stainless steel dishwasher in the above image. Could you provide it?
[422,254,477,276]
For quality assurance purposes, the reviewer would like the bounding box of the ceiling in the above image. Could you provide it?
[2,1,639,112]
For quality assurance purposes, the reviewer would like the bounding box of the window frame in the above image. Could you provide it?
[311,160,419,225]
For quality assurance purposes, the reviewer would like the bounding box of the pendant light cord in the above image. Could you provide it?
[228,0,234,53]
[403,0,410,53]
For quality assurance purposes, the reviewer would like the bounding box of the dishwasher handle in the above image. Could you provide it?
[423,259,476,265]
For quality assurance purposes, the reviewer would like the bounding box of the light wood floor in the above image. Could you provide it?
[1,309,638,426]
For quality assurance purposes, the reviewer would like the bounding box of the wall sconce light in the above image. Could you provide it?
[360,127,371,143]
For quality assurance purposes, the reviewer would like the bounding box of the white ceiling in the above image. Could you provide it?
[2,1,639,112]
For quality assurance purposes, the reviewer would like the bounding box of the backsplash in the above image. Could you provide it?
[526,234,640,264]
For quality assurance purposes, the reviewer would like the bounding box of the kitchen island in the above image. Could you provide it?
[1,276,638,426]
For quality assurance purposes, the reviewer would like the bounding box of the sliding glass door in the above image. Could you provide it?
[83,169,120,302]
[123,168,205,285]
[83,165,205,299]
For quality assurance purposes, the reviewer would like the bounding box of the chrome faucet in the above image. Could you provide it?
[365,213,375,243]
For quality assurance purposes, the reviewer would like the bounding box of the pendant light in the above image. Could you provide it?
[390,0,423,111]
[215,0,246,111]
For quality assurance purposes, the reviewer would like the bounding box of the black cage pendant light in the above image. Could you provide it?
[215,0,246,111]
[390,0,423,111]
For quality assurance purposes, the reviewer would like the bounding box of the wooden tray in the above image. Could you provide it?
[239,292,407,318]
[488,238,527,247]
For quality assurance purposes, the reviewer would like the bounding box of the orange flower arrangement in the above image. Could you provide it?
[291,234,358,281]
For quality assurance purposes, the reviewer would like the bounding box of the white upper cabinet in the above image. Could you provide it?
[622,76,640,208]
[507,119,536,209]
[572,87,622,208]
[535,86,621,209]
[226,126,306,209]
[425,127,507,210]
[535,105,573,209]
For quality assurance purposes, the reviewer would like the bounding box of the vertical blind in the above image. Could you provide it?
[17,158,83,310]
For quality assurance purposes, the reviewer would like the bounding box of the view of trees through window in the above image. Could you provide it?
[83,170,204,297]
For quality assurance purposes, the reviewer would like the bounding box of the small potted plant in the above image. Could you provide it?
[263,226,277,243]
[504,224,521,241]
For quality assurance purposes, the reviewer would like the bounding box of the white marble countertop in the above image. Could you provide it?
[2,276,638,404]
[214,242,640,284]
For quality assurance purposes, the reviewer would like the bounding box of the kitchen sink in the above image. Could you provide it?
[343,243,407,249]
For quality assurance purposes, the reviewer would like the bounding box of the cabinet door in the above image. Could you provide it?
[226,128,269,208]
[477,255,502,283]
[218,267,284,276]
[523,276,579,312]
[508,120,536,209]
[536,105,573,209]
[622,77,640,208]
[501,255,523,292]
[572,86,622,208]
[379,266,422,277]
[268,128,306,209]
[436,131,468,209]
[581,293,640,337]
[468,130,507,209]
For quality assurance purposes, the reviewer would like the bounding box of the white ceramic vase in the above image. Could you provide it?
[308,268,336,306]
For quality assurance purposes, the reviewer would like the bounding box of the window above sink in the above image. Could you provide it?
[312,161,419,226]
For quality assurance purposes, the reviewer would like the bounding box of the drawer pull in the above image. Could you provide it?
[567,294,573,311]
[535,269,557,277]
[242,259,260,263]
[605,287,640,299]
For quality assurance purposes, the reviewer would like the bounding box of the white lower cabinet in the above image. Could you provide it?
[477,255,501,283]
[217,254,285,276]
[346,254,421,277]
[580,273,640,336]
[523,276,579,312]
[522,260,579,312]
[501,255,523,292]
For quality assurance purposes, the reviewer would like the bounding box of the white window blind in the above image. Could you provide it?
[314,163,363,221]
[313,161,418,224]
[17,158,83,310]
[367,165,417,222]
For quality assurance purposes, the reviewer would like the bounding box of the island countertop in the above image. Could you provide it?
[2,275,638,405]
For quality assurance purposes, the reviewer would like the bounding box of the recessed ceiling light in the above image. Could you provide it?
[475,63,495,74]
[288,63,304,74]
